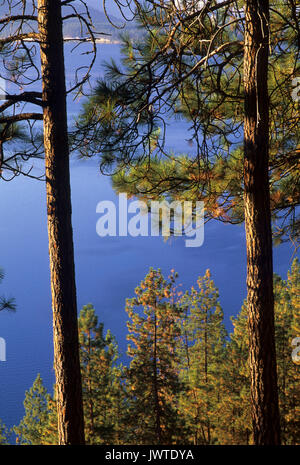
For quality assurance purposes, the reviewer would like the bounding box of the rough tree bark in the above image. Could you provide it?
[37,0,85,445]
[243,0,281,445]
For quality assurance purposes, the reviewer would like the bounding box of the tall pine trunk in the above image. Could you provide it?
[37,0,85,445]
[243,0,280,445]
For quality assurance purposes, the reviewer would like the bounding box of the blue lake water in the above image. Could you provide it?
[0,43,293,432]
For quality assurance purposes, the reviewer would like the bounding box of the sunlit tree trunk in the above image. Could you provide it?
[37,0,85,445]
[243,0,280,445]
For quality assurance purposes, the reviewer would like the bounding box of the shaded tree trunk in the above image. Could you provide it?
[243,0,280,445]
[37,0,85,445]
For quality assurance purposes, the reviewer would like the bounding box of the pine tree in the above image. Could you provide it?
[217,260,300,445]
[12,261,300,445]
[125,268,184,444]
[289,259,300,342]
[40,393,58,445]
[1,0,104,443]
[14,374,54,445]
[13,306,127,445]
[78,304,124,444]
[178,269,227,444]
[0,420,8,445]
[37,0,85,443]
[217,303,252,444]
[276,259,300,444]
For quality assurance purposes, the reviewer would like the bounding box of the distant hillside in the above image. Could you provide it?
[0,3,144,42]
[63,7,120,39]
[63,7,143,41]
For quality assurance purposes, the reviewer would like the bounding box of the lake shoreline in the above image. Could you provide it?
[19,37,121,44]
[64,37,121,44]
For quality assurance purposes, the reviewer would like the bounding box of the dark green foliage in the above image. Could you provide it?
[178,269,227,444]
[78,304,126,444]
[0,420,9,445]
[13,374,54,445]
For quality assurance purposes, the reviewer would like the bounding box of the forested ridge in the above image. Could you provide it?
[1,260,298,445]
